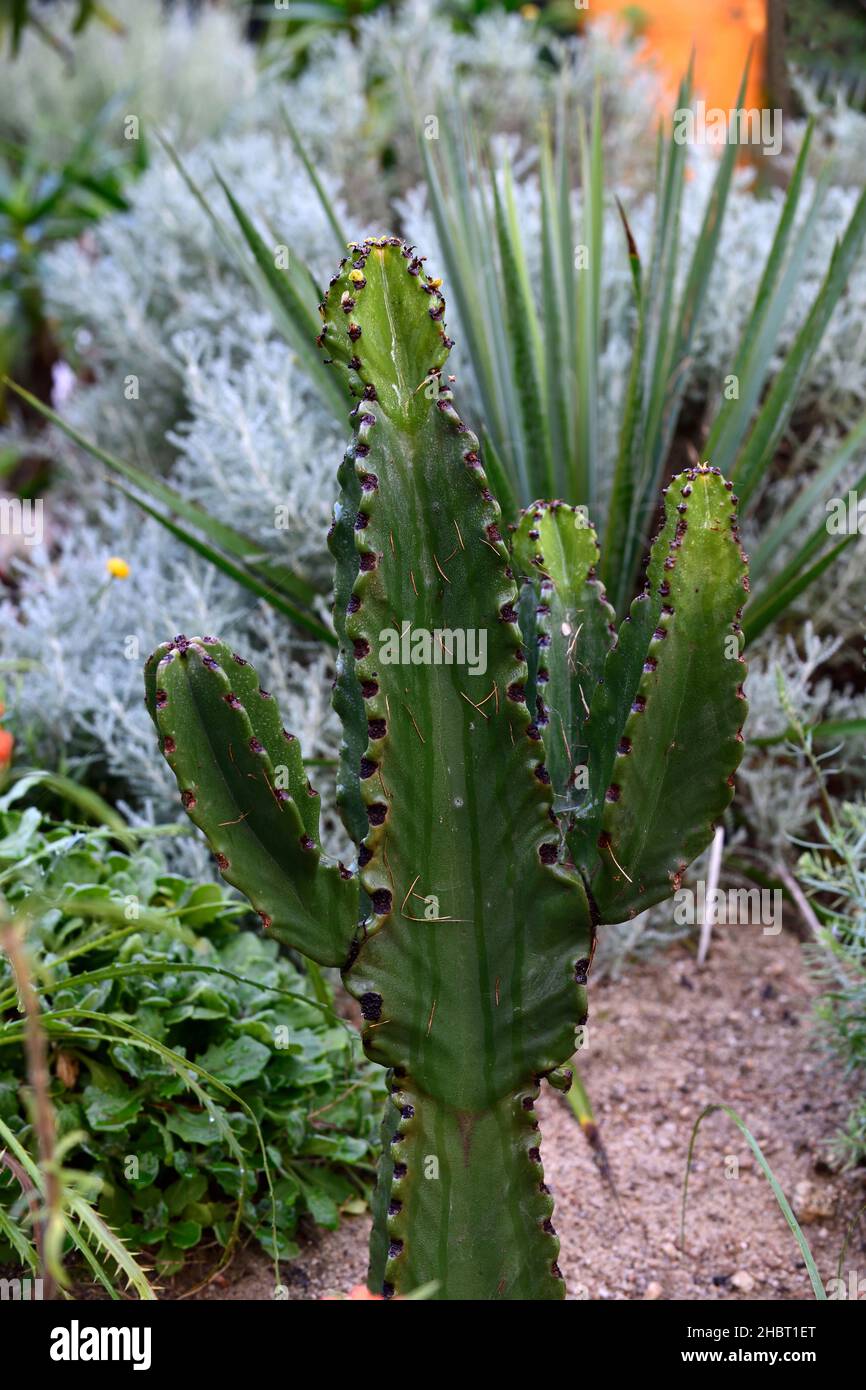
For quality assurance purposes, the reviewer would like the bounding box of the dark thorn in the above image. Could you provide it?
[360,992,383,1022]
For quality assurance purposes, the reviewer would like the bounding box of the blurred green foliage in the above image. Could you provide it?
[0,787,384,1278]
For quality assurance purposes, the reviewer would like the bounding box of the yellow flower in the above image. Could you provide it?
[520,4,540,19]
[106,556,130,579]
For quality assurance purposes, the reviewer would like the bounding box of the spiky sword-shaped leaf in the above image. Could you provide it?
[318,237,592,1299]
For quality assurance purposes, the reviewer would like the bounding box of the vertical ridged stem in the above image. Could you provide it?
[373,1076,564,1301]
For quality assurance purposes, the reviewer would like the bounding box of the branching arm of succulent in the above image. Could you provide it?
[567,467,749,923]
[512,501,617,798]
[144,636,358,967]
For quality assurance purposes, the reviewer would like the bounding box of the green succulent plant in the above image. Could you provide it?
[145,237,749,1301]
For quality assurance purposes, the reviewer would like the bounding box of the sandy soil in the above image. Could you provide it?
[185,920,865,1301]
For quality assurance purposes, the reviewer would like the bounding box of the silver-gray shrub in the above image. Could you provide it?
[5,3,866,858]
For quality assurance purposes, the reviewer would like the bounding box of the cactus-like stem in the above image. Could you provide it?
[147,235,748,1301]
[371,1076,563,1299]
[318,239,592,1298]
[569,467,749,921]
[512,501,617,797]
[329,451,372,849]
[144,635,357,966]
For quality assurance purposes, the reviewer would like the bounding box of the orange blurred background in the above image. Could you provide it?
[588,0,768,110]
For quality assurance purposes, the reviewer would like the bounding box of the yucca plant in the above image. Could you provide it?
[420,75,866,636]
[145,238,749,1300]
[15,73,864,654]
[157,67,866,648]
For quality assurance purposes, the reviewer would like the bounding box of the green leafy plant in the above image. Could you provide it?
[0,787,384,1286]
[147,237,749,1300]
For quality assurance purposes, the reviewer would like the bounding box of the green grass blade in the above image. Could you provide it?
[750,411,866,579]
[491,158,553,497]
[539,121,572,496]
[575,123,597,505]
[640,64,693,474]
[462,113,530,498]
[21,959,352,1035]
[280,102,347,253]
[652,56,751,475]
[733,186,866,507]
[810,717,866,742]
[7,769,133,847]
[748,454,866,608]
[420,122,521,495]
[480,425,518,522]
[744,533,861,643]
[156,134,344,419]
[704,119,819,475]
[212,170,346,417]
[621,69,692,592]
[565,1066,619,1204]
[3,380,322,609]
[749,716,866,748]
[555,93,579,496]
[681,1103,826,1299]
[602,198,646,608]
[576,86,603,511]
[113,485,337,645]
